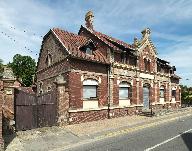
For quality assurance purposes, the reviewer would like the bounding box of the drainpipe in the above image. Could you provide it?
[107,64,111,119]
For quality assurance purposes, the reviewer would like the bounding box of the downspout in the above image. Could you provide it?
[107,64,110,119]
[107,48,113,119]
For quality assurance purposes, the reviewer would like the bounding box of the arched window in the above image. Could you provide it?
[83,79,98,99]
[119,82,132,99]
[144,58,150,71]
[46,54,52,66]
[172,87,176,98]
[160,86,165,98]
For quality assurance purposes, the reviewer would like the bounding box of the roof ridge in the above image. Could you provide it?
[80,26,135,50]
[52,28,87,38]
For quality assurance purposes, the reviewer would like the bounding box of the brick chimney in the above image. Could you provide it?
[85,11,94,31]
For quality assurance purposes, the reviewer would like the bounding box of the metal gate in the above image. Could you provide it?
[14,89,57,131]
[143,86,150,109]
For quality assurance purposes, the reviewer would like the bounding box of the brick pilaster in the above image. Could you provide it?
[113,77,119,106]
[132,79,137,105]
[136,79,140,104]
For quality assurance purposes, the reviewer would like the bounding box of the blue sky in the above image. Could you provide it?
[0,0,192,86]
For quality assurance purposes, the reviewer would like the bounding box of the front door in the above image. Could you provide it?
[143,86,150,109]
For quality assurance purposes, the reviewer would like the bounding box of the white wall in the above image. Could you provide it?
[119,99,130,107]
[83,101,98,109]
[171,97,176,102]
[159,98,165,103]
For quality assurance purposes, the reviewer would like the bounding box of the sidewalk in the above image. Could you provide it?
[5,107,192,151]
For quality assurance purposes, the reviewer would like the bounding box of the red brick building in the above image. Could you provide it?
[36,11,181,124]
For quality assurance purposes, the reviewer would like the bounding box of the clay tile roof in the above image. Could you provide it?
[52,28,88,50]
[52,28,109,64]
[93,30,135,51]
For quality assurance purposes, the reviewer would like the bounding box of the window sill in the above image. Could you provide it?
[119,98,130,100]
[156,102,166,105]
[83,98,98,101]
[68,106,108,112]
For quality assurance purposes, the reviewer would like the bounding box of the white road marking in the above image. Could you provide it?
[144,128,192,151]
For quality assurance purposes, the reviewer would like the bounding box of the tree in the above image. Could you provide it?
[9,54,36,86]
[0,59,3,77]
[180,85,192,106]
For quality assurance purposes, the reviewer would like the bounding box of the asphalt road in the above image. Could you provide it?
[65,114,192,151]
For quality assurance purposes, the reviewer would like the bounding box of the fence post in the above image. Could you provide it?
[55,75,69,126]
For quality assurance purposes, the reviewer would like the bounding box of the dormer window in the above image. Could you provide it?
[80,40,96,55]
[85,47,93,55]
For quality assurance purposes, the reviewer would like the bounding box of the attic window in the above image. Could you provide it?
[85,47,93,55]
[144,58,150,72]
[80,40,95,55]
[46,54,52,66]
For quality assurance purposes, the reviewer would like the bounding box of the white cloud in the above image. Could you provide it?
[0,0,191,86]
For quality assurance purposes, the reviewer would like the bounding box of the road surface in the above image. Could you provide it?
[64,114,192,151]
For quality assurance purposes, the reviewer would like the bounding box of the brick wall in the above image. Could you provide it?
[68,71,108,109]
[110,107,136,118]
[113,77,119,105]
[68,72,82,109]
[79,28,109,58]
[68,106,138,124]
[132,79,137,104]
[69,110,108,124]
[37,32,68,71]
[149,85,153,104]
[57,83,69,125]
[165,83,170,102]
[176,86,180,102]
[36,31,70,94]
[69,58,108,74]
[98,76,108,107]
[139,46,156,72]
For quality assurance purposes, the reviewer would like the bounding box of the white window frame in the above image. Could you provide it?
[85,47,93,55]
[160,86,165,98]
[83,79,98,100]
[119,82,130,100]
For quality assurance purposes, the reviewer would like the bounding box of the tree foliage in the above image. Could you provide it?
[9,54,36,86]
[180,85,192,106]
